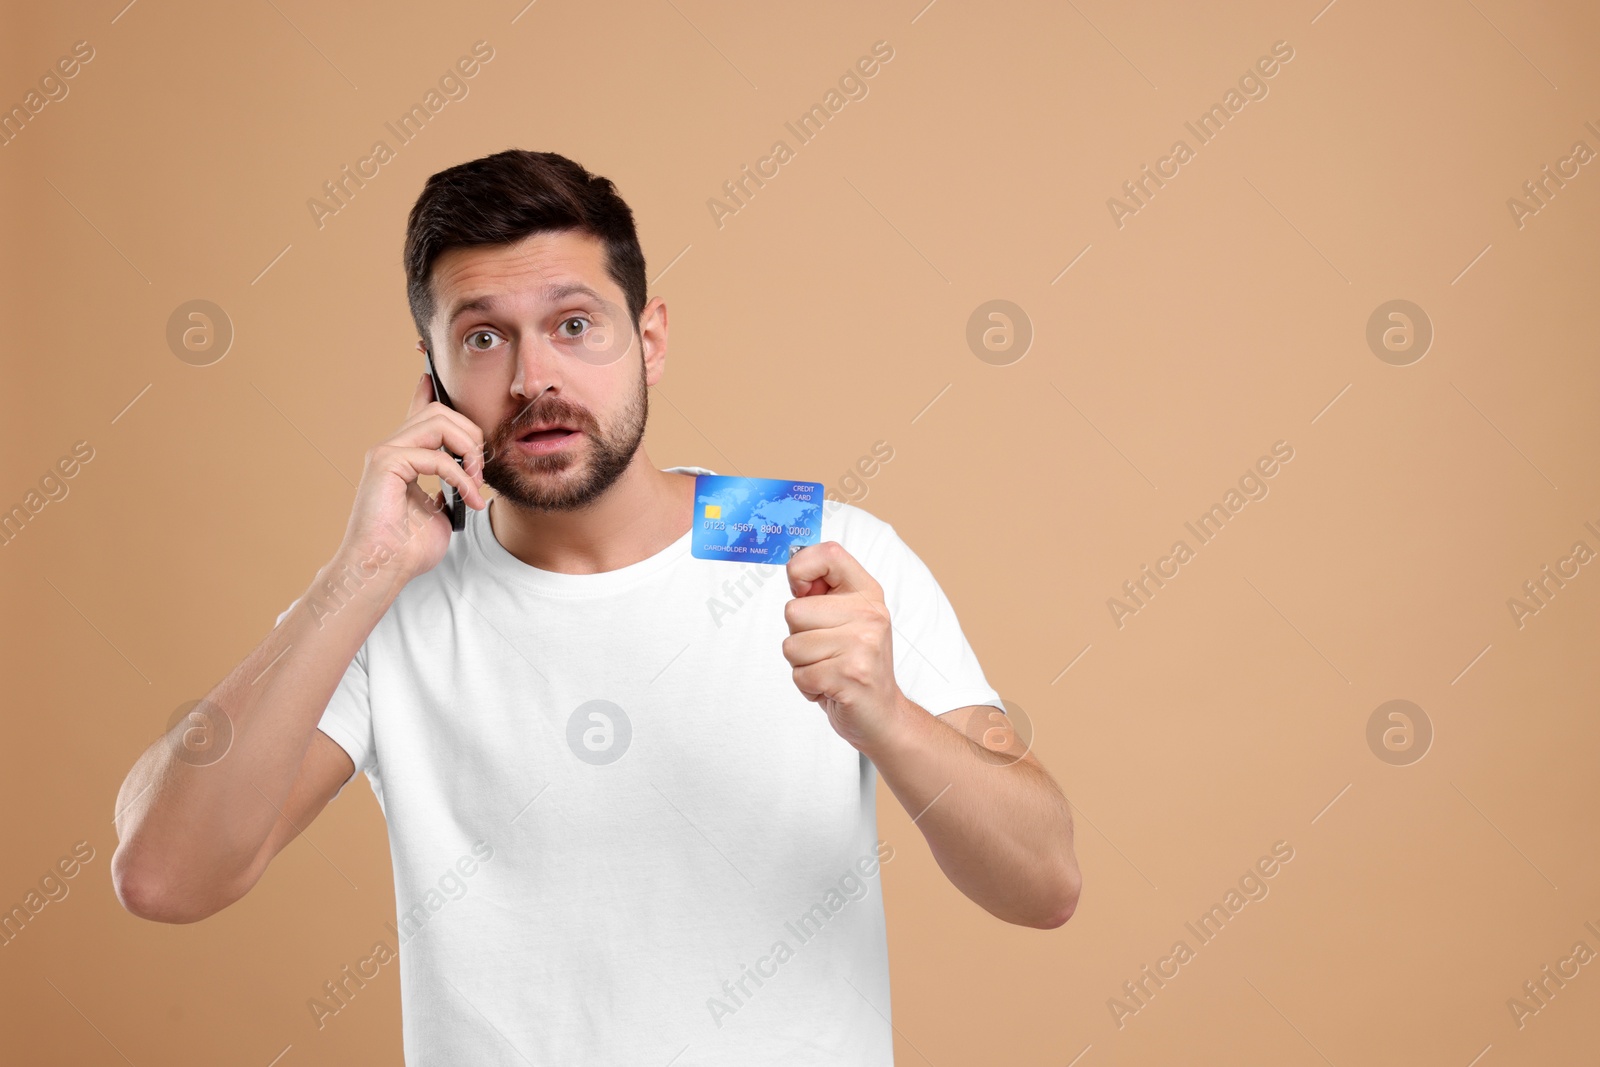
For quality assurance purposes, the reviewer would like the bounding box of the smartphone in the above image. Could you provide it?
[421,347,468,531]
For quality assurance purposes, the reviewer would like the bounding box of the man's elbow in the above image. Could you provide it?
[1037,866,1082,930]
[113,867,179,924]
[112,847,229,925]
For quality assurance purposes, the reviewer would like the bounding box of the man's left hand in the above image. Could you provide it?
[782,541,907,751]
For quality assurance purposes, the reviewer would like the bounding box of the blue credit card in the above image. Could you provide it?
[691,475,824,565]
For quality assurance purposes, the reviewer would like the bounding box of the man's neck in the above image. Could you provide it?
[485,451,696,575]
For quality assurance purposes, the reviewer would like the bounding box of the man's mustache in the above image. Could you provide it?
[485,399,596,458]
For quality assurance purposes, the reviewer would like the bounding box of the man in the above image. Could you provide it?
[111,149,1080,1064]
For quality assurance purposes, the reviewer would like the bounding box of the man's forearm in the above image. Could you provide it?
[859,694,1080,928]
[111,547,406,921]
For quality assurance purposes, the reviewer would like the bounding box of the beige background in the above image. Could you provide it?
[3,0,1598,1063]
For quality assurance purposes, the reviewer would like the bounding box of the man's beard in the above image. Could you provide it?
[481,361,648,512]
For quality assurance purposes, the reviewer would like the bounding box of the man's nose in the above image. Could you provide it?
[510,335,565,403]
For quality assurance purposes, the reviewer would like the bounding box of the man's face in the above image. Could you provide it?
[426,229,662,512]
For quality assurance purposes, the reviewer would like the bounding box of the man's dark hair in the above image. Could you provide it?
[403,149,648,351]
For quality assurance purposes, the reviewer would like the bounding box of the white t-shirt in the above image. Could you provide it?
[275,466,1003,1065]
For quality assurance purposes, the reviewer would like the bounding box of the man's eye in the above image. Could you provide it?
[558,317,588,338]
[465,330,497,351]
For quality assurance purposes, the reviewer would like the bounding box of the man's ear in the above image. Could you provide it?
[641,297,668,385]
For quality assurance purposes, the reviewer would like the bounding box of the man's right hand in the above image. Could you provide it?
[335,371,490,584]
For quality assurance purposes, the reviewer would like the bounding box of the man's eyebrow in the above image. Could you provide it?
[445,283,608,330]
[445,294,499,328]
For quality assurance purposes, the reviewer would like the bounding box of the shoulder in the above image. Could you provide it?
[820,498,930,586]
[821,497,898,554]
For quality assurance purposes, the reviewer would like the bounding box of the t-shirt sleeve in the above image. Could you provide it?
[274,597,377,798]
[857,517,1006,718]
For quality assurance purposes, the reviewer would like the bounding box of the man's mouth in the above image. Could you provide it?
[514,423,583,453]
